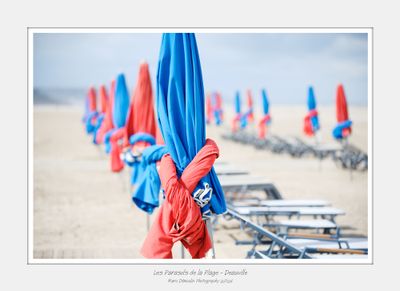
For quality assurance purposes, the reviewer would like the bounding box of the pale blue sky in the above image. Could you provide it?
[34,33,368,105]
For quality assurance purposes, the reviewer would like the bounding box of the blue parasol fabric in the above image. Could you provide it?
[92,114,104,144]
[156,33,226,218]
[333,120,353,139]
[132,145,168,214]
[307,86,320,132]
[235,91,241,115]
[262,89,270,118]
[112,74,130,129]
[126,132,156,185]
[103,74,129,154]
[85,111,98,134]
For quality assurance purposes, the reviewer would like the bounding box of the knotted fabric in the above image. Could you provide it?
[231,113,242,132]
[84,87,98,134]
[246,90,254,123]
[303,109,319,136]
[333,120,353,139]
[127,133,156,184]
[132,145,168,214]
[140,138,219,259]
[258,114,271,139]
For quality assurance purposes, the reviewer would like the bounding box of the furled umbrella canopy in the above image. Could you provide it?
[231,91,242,132]
[304,86,320,137]
[141,33,226,258]
[99,85,108,114]
[245,89,254,123]
[92,84,109,144]
[127,62,157,142]
[112,74,130,129]
[84,86,98,134]
[258,89,271,139]
[96,80,115,145]
[109,62,158,173]
[104,74,130,159]
[131,145,168,214]
[213,92,223,125]
[239,90,253,129]
[332,84,352,140]
[206,93,213,124]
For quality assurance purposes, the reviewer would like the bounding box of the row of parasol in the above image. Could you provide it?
[82,33,226,259]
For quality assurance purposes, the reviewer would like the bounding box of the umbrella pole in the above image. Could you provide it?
[181,243,185,259]
[146,213,150,232]
[206,219,216,259]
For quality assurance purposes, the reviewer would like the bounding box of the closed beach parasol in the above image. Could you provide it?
[258,89,271,139]
[95,80,115,145]
[92,84,109,144]
[245,89,254,123]
[84,86,98,134]
[109,62,158,173]
[206,93,213,124]
[104,74,129,160]
[213,92,223,125]
[304,86,320,137]
[141,33,226,258]
[232,91,242,132]
[332,84,352,140]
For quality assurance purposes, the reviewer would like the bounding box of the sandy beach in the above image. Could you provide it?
[33,105,368,259]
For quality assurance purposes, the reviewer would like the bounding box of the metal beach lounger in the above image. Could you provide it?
[229,206,345,221]
[219,175,283,199]
[214,164,249,175]
[230,199,331,208]
[225,210,362,259]
[264,219,340,238]
[225,209,311,259]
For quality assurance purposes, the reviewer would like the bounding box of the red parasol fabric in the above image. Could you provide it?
[110,62,158,172]
[336,84,351,137]
[88,87,97,112]
[246,89,254,123]
[99,85,108,114]
[126,62,157,143]
[95,80,115,144]
[215,92,224,122]
[140,138,219,259]
[258,114,271,139]
[206,93,213,124]
[155,124,164,145]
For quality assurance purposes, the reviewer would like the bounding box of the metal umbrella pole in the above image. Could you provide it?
[206,218,216,259]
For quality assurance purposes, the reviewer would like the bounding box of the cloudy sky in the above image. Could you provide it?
[34,32,368,106]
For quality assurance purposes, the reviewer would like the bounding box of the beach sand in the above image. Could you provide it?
[33,105,368,259]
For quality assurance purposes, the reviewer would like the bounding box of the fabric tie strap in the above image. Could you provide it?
[127,133,156,185]
[332,120,352,140]
[109,127,126,172]
[231,114,242,132]
[140,138,219,259]
[85,111,98,134]
[132,145,168,214]
[92,114,104,144]
[258,114,271,139]
[304,109,319,136]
